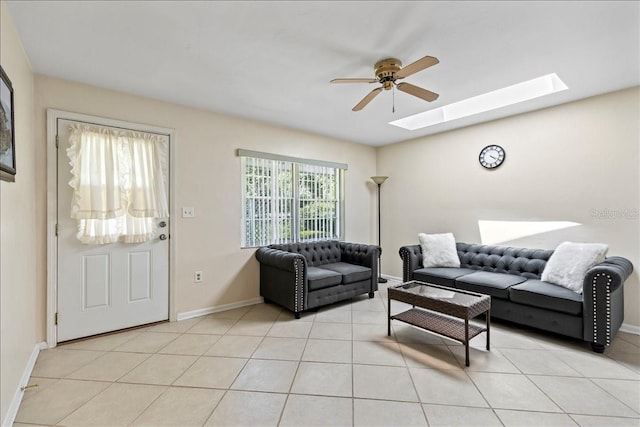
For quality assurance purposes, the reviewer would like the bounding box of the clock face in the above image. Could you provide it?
[479,145,505,169]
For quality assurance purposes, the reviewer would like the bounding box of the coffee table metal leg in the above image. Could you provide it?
[465,318,470,367]
[387,293,391,336]
[486,309,491,351]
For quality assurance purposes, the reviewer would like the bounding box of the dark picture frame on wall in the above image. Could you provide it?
[0,65,16,182]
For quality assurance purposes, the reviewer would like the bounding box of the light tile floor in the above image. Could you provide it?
[14,281,640,427]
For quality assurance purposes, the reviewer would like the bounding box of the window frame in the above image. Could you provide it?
[239,150,346,248]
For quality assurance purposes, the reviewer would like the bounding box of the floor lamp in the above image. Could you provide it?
[371,176,388,283]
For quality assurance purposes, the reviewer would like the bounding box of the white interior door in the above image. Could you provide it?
[56,119,169,342]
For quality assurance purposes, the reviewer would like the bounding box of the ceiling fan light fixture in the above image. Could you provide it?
[331,55,440,110]
[389,73,568,130]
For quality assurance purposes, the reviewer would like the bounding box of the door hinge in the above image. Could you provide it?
[55,224,58,236]
[55,134,59,148]
[54,312,58,325]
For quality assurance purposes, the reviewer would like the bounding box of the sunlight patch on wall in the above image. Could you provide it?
[478,220,581,245]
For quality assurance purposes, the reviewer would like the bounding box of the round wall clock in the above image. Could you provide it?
[479,145,505,169]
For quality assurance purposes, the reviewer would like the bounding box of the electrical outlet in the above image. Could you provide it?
[182,207,195,218]
[194,271,203,283]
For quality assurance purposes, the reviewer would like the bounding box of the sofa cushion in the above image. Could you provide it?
[307,267,342,291]
[509,280,583,315]
[455,271,527,299]
[413,267,476,287]
[321,262,371,285]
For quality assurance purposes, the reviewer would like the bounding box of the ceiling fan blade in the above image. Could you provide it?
[396,82,439,102]
[352,87,383,111]
[331,78,378,84]
[395,55,439,79]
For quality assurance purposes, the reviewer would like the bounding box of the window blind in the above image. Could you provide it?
[240,150,345,247]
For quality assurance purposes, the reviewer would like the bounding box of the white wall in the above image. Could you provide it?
[377,87,640,327]
[0,0,38,422]
[34,75,378,318]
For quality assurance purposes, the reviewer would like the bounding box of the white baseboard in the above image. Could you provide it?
[381,274,402,283]
[176,297,264,321]
[620,323,640,335]
[2,342,47,427]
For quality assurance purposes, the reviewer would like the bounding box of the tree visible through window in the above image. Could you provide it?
[241,152,345,247]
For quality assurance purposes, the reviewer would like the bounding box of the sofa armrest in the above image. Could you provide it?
[339,242,380,268]
[255,247,307,314]
[583,256,634,350]
[340,242,380,294]
[399,245,423,282]
[255,247,306,272]
[585,257,634,293]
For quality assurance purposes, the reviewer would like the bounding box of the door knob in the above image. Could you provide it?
[158,221,167,228]
[159,234,167,241]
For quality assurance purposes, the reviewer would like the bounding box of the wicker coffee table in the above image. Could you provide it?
[388,281,491,367]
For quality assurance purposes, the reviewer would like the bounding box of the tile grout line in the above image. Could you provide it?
[17,296,639,426]
[585,375,640,416]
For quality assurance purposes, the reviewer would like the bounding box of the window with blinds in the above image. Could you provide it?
[240,150,346,247]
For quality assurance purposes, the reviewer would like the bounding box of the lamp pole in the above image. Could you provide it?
[371,176,388,283]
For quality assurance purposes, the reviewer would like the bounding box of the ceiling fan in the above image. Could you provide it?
[330,55,439,111]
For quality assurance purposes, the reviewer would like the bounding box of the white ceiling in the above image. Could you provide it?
[7,1,639,146]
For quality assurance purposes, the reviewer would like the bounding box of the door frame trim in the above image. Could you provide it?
[46,109,176,347]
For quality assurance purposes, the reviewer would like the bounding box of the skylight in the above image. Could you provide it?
[389,73,568,130]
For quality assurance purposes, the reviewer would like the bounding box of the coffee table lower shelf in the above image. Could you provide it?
[390,308,488,366]
[391,308,487,343]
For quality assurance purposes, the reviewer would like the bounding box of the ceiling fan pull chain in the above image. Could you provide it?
[392,85,395,113]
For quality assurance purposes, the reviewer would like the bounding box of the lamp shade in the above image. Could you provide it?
[370,176,388,185]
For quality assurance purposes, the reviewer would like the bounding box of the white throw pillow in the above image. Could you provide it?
[541,242,609,294]
[418,232,461,268]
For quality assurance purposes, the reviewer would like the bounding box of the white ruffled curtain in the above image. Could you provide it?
[67,124,169,244]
